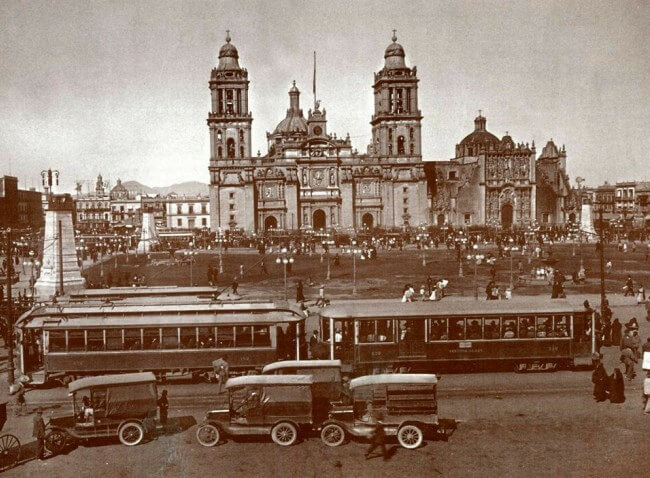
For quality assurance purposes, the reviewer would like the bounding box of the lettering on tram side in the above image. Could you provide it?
[459,341,472,349]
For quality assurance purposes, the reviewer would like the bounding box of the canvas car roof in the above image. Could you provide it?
[225,374,313,389]
[350,374,437,390]
[262,360,342,374]
[68,372,156,393]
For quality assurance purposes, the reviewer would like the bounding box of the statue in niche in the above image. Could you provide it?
[329,169,335,186]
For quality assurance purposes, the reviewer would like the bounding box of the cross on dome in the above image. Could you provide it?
[392,29,397,42]
[226,30,231,43]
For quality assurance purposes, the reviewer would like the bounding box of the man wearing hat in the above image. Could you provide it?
[32,407,46,460]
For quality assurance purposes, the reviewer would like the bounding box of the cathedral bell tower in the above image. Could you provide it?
[208,31,253,163]
[370,31,422,160]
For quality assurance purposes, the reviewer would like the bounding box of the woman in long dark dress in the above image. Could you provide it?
[608,368,625,403]
[592,361,609,402]
[611,319,622,348]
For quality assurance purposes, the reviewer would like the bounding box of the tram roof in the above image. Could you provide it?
[320,298,584,319]
[262,360,342,374]
[225,375,313,389]
[350,374,437,389]
[69,286,218,299]
[18,304,304,329]
[69,372,156,393]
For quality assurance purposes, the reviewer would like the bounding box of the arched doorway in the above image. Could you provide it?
[264,216,278,231]
[436,214,445,226]
[313,209,326,230]
[362,213,374,230]
[501,204,513,228]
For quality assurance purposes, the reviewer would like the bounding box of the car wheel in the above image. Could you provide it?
[196,424,221,447]
[397,424,423,449]
[45,429,68,455]
[271,422,298,446]
[320,423,345,447]
[119,422,145,446]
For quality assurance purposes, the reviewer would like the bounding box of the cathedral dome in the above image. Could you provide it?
[384,31,406,69]
[459,114,499,148]
[217,31,241,70]
[273,81,308,134]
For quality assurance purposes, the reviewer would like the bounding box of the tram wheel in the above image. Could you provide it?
[0,434,20,471]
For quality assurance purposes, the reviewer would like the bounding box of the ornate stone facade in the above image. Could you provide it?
[432,115,571,228]
[208,32,429,233]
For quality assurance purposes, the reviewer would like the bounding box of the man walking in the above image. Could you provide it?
[363,401,388,460]
[33,407,46,460]
[157,390,169,430]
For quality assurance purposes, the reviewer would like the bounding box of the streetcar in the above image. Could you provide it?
[17,299,306,385]
[68,286,219,302]
[318,298,593,374]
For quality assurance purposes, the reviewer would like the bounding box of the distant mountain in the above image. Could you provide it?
[122,180,209,197]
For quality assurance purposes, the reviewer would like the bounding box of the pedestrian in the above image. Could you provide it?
[296,280,305,303]
[608,368,625,403]
[624,275,634,297]
[611,319,622,347]
[643,371,650,414]
[214,359,229,394]
[591,355,609,402]
[363,401,388,460]
[260,260,268,275]
[207,265,214,286]
[16,386,26,415]
[309,330,319,358]
[32,407,46,460]
[637,285,646,304]
[231,278,239,295]
[620,347,637,380]
[157,390,169,429]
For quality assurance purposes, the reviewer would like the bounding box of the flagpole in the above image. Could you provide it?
[313,51,316,109]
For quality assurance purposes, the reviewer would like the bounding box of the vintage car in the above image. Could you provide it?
[45,372,158,454]
[196,375,314,447]
[261,360,343,423]
[319,373,438,449]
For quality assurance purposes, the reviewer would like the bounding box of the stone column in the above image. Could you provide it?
[35,194,85,297]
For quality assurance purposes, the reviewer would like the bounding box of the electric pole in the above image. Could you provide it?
[6,229,15,384]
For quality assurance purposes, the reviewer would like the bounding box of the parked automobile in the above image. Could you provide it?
[319,373,438,449]
[45,372,158,454]
[196,375,314,447]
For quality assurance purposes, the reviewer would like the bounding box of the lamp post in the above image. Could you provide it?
[275,247,294,300]
[504,242,520,291]
[185,242,196,286]
[456,236,467,277]
[216,231,226,274]
[322,239,335,281]
[416,232,428,267]
[344,241,365,295]
[24,250,40,301]
[467,244,485,300]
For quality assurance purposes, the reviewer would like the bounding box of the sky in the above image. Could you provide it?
[1,0,648,193]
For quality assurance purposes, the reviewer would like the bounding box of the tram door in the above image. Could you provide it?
[398,319,425,357]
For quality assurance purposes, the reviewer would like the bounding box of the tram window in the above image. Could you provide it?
[536,316,552,337]
[551,316,569,337]
[518,316,535,338]
[162,328,179,349]
[181,327,197,349]
[449,318,466,340]
[483,318,501,339]
[106,329,122,350]
[68,330,85,352]
[143,328,161,349]
[502,319,517,338]
[253,326,271,347]
[235,326,253,347]
[217,326,234,347]
[467,318,483,340]
[49,330,66,352]
[429,319,448,341]
[335,320,351,344]
[573,314,588,342]
[198,327,215,348]
[124,328,141,350]
[87,330,104,351]
[359,320,393,343]
[321,319,330,342]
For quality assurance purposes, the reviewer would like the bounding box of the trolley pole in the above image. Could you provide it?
[6,229,15,384]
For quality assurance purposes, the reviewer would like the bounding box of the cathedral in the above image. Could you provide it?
[207,32,431,233]
[207,31,572,233]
